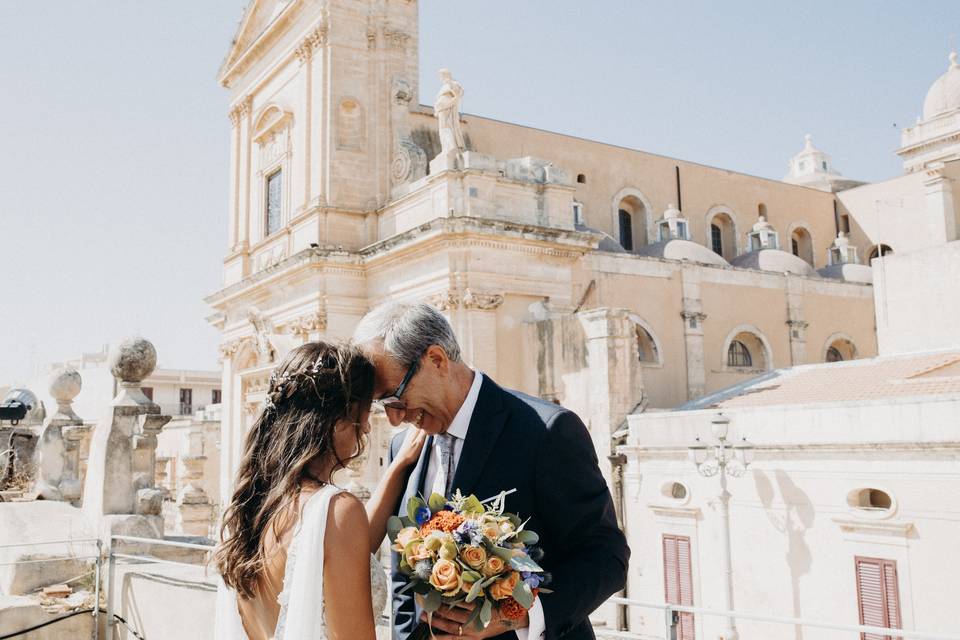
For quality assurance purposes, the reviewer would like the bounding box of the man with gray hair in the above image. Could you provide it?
[354,301,629,640]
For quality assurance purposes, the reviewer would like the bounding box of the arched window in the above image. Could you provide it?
[868,244,894,261]
[618,209,634,251]
[711,224,723,255]
[824,336,857,362]
[725,329,770,370]
[636,324,659,364]
[758,203,768,218]
[790,226,814,265]
[727,340,752,368]
[577,173,587,184]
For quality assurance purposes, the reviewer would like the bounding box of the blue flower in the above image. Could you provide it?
[453,520,483,546]
[521,571,543,589]
[414,506,431,525]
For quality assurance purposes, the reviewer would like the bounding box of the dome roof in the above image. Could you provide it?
[636,239,729,266]
[1,388,45,425]
[575,223,627,253]
[731,249,817,276]
[923,52,960,120]
[818,263,873,284]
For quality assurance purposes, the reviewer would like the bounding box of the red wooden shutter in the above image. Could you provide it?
[855,556,901,640]
[663,534,695,640]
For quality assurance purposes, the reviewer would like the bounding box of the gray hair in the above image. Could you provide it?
[353,301,462,365]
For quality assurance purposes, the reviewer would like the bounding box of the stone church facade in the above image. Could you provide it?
[207,0,878,508]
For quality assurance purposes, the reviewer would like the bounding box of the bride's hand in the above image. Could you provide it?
[395,427,428,468]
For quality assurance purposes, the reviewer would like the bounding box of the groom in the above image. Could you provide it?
[354,302,629,640]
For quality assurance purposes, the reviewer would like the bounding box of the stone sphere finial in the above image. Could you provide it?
[108,337,157,384]
[48,368,82,403]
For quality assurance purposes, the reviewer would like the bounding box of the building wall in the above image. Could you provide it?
[874,240,960,354]
[414,111,841,269]
[621,398,960,639]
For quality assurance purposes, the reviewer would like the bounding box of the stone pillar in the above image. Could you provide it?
[461,289,504,379]
[785,273,807,366]
[680,266,707,401]
[176,454,214,537]
[576,308,642,477]
[82,337,171,537]
[924,169,957,243]
[34,368,86,503]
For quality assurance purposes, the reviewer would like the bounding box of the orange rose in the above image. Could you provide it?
[429,559,463,596]
[489,571,520,601]
[482,556,506,578]
[461,545,487,570]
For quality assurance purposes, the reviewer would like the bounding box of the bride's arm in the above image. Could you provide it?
[365,428,427,554]
[324,492,377,640]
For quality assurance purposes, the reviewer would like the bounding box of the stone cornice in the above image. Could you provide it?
[831,516,914,537]
[219,0,309,88]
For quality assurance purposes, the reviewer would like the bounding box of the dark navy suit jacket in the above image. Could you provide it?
[389,375,629,640]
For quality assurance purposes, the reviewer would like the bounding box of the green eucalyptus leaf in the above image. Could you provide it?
[466,601,484,630]
[480,575,499,588]
[480,598,493,628]
[463,495,484,514]
[387,516,404,542]
[407,496,427,524]
[490,545,514,561]
[465,578,484,603]
[507,513,522,529]
[512,580,534,609]
[462,569,482,582]
[509,554,543,573]
[428,493,447,513]
[516,530,539,545]
[422,589,442,613]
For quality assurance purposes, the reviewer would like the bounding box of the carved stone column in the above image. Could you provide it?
[34,368,84,502]
[680,266,707,400]
[924,169,958,243]
[461,289,504,379]
[82,337,171,536]
[785,273,807,366]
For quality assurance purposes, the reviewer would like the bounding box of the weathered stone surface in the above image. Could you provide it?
[0,502,96,596]
[107,337,157,384]
[0,594,95,639]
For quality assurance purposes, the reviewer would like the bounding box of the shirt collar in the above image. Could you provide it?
[446,370,482,440]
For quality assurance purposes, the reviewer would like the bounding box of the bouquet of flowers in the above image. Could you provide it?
[387,489,549,638]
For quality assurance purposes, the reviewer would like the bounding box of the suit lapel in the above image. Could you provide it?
[451,376,509,497]
[402,433,433,509]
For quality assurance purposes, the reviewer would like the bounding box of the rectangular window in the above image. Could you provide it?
[841,214,851,233]
[572,202,584,226]
[212,389,222,405]
[141,387,154,401]
[855,556,901,640]
[710,224,723,255]
[265,169,283,236]
[663,534,695,640]
[179,388,193,415]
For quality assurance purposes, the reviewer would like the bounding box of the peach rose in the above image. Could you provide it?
[403,541,432,566]
[393,527,421,552]
[489,571,520,601]
[482,555,506,578]
[429,559,463,597]
[461,545,487,570]
[482,522,501,540]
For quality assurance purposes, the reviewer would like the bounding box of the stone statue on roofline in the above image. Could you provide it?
[434,68,465,155]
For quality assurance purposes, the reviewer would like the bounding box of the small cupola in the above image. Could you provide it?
[656,203,690,242]
[748,214,779,251]
[828,231,860,266]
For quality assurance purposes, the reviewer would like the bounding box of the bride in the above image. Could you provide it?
[214,341,426,639]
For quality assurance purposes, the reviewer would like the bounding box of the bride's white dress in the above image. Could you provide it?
[214,484,390,639]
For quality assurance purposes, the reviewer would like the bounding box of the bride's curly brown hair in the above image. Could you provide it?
[215,341,375,598]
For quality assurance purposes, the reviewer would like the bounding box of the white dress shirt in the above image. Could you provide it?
[422,371,546,640]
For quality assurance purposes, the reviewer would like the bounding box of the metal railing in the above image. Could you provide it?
[605,596,960,640]
[0,537,104,640]
[105,534,216,640]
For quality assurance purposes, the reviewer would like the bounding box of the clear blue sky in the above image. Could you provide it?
[1,1,957,384]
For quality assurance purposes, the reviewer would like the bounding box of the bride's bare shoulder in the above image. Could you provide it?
[324,491,370,556]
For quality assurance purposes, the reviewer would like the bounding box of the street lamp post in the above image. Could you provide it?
[688,413,754,640]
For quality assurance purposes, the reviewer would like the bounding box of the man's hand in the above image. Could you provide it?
[422,602,528,639]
